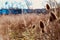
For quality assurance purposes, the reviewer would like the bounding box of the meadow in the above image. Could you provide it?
[0,4,60,40]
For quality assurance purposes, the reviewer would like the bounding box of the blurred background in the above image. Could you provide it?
[0,0,60,14]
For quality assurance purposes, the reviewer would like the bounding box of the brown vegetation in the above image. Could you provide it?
[0,2,60,40]
[0,12,60,40]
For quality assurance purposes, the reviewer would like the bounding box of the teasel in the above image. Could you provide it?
[46,4,50,10]
[40,21,45,33]
[49,12,56,22]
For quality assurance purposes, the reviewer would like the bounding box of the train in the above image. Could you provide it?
[0,9,47,15]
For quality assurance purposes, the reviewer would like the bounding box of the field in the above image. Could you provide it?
[0,10,60,40]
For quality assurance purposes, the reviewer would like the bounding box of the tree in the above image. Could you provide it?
[24,0,32,9]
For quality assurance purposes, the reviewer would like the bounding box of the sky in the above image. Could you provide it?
[0,0,60,9]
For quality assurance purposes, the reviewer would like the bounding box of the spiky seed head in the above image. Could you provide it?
[40,21,44,29]
[32,25,35,29]
[40,21,45,33]
[46,4,50,10]
[49,12,56,22]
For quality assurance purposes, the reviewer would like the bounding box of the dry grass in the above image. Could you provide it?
[0,2,60,40]
[0,12,60,40]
